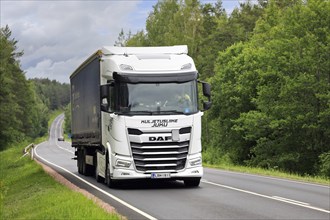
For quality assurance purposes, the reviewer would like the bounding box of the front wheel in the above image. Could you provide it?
[105,156,116,188]
[95,157,103,183]
[184,178,201,187]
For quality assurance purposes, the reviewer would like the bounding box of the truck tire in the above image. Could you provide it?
[82,148,94,176]
[184,178,201,187]
[105,154,116,188]
[95,156,103,183]
[77,149,83,174]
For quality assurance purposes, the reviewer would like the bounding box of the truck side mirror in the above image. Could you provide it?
[101,103,108,112]
[199,81,212,111]
[203,101,211,111]
[100,84,109,99]
[100,83,114,112]
[202,82,211,98]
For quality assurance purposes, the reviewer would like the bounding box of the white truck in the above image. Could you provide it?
[70,45,211,187]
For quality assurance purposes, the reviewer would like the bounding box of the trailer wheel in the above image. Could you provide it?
[81,148,87,175]
[184,178,201,187]
[77,149,83,174]
[82,148,94,176]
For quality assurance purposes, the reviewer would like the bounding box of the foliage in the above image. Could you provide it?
[204,163,329,185]
[318,151,330,177]
[210,0,330,176]
[64,103,71,136]
[31,78,70,111]
[0,25,70,151]
[0,26,48,149]
[0,142,121,220]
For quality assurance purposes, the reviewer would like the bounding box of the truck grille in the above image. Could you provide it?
[128,128,191,173]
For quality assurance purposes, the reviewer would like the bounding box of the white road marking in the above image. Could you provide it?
[201,180,330,214]
[54,115,74,154]
[206,168,330,188]
[34,143,157,220]
[272,196,310,206]
[47,114,329,217]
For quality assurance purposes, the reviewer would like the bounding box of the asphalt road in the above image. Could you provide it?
[34,114,330,219]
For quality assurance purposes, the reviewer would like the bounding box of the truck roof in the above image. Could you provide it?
[102,45,196,73]
[102,45,188,55]
[70,45,196,80]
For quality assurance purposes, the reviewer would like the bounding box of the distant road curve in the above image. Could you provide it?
[34,114,330,220]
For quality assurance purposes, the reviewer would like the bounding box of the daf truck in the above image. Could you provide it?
[70,45,211,187]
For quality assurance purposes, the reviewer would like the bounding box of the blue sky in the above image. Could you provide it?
[1,0,244,83]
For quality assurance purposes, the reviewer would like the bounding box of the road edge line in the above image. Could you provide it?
[34,143,157,220]
[201,180,330,214]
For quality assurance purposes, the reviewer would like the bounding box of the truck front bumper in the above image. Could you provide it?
[112,166,203,180]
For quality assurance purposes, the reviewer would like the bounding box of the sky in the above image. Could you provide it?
[1,0,244,83]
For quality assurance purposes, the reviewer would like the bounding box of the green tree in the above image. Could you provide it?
[127,0,204,59]
[114,29,133,47]
[31,78,70,110]
[126,30,148,47]
[0,25,25,147]
[64,103,71,136]
[195,1,227,79]
[210,0,330,176]
[0,26,49,149]
[145,0,180,46]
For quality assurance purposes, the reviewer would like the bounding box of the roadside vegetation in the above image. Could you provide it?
[0,25,70,152]
[204,163,329,186]
[0,142,121,219]
[0,112,122,220]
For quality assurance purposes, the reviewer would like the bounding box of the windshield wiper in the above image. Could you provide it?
[120,111,154,116]
[118,110,193,116]
[156,110,191,115]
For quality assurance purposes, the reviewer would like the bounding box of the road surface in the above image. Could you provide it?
[34,114,330,219]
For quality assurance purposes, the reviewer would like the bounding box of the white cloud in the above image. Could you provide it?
[25,57,85,83]
[1,0,241,83]
[1,1,144,83]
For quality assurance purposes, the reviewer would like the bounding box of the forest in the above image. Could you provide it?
[119,0,330,177]
[0,26,70,150]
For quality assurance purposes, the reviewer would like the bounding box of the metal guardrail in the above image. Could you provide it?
[21,143,35,160]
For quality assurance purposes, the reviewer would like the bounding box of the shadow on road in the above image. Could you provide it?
[113,179,200,190]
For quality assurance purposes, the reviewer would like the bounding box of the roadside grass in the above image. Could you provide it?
[0,143,120,219]
[204,163,330,186]
[0,111,122,220]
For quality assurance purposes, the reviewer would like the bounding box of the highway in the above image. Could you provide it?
[34,114,330,219]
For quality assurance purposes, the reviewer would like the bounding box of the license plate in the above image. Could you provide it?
[151,173,171,179]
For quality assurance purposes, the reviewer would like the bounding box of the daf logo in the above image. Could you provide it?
[149,136,172,141]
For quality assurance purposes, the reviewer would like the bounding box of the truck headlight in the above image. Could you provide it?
[189,157,202,166]
[181,63,192,70]
[116,160,131,168]
[119,64,134,71]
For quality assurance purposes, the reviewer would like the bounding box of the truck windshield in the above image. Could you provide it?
[118,81,198,115]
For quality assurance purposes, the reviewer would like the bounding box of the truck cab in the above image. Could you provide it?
[71,45,211,187]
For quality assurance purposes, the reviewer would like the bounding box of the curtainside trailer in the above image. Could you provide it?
[70,45,211,187]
